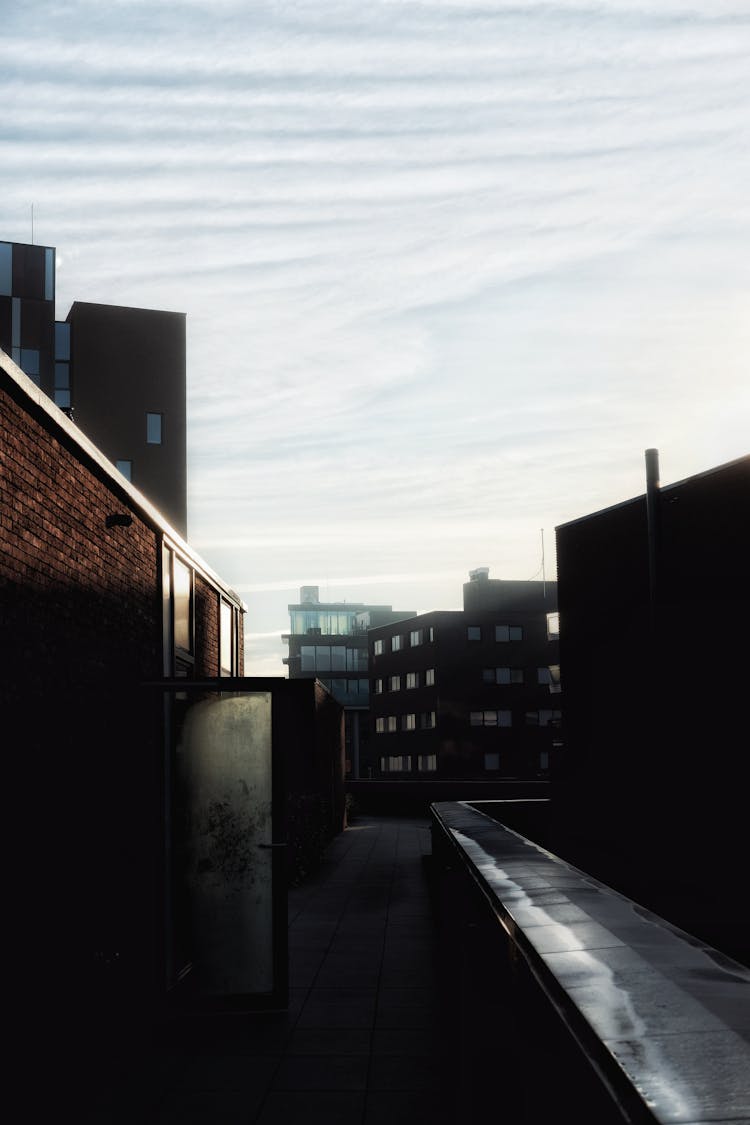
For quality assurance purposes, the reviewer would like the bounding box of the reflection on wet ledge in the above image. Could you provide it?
[432,802,750,1125]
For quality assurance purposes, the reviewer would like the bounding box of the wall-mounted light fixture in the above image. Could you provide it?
[105,513,133,529]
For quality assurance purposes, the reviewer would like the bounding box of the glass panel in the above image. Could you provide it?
[510,626,523,640]
[45,247,54,300]
[495,625,509,642]
[55,321,70,360]
[54,362,69,389]
[0,243,11,295]
[54,389,71,408]
[484,753,500,771]
[12,299,21,347]
[330,646,346,671]
[315,647,331,672]
[115,459,132,481]
[467,626,481,641]
[300,646,315,672]
[20,348,40,376]
[173,557,192,652]
[176,691,274,996]
[220,601,233,675]
[147,412,163,444]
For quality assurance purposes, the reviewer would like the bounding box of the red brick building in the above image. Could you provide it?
[1,347,245,1047]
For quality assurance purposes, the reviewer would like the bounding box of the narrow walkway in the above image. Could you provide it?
[85,815,446,1124]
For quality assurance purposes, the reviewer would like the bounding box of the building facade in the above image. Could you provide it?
[554,451,750,963]
[282,585,414,776]
[1,347,243,1056]
[368,569,560,779]
[0,239,187,535]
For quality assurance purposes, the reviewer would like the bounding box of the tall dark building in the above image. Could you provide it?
[0,239,187,535]
[554,451,750,962]
[368,569,560,779]
[283,586,415,777]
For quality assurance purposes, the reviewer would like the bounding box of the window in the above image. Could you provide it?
[428,627,435,642]
[496,667,524,684]
[20,348,40,385]
[547,664,561,694]
[547,612,560,639]
[387,715,397,732]
[525,709,562,727]
[467,626,481,641]
[375,717,385,734]
[421,711,436,730]
[173,557,193,654]
[539,751,550,771]
[55,322,71,360]
[406,672,419,690]
[418,755,437,772]
[391,634,403,652]
[496,625,523,642]
[389,675,401,692]
[163,547,195,677]
[537,667,553,684]
[425,668,435,687]
[374,678,383,695]
[373,639,384,656]
[380,756,412,773]
[0,243,11,295]
[484,753,500,771]
[410,629,423,647]
[482,668,496,684]
[402,713,416,731]
[220,599,237,676]
[470,710,512,727]
[146,412,163,444]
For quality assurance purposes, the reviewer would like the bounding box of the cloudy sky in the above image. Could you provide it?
[3,0,749,673]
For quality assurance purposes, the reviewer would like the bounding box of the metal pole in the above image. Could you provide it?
[645,448,660,636]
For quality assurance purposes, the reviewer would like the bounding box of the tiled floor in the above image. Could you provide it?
[84,816,449,1124]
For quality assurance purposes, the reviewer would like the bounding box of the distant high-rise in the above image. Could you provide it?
[0,239,187,535]
[283,586,415,777]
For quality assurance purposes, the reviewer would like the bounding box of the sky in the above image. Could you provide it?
[2,0,749,675]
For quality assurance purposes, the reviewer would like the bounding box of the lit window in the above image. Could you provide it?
[373,639,384,655]
[374,678,383,694]
[146,412,163,444]
[496,625,523,642]
[402,713,416,731]
[380,755,412,773]
[484,753,500,771]
[389,675,401,692]
[410,629,423,647]
[392,634,403,652]
[115,459,132,481]
[547,613,560,639]
[173,557,193,654]
[418,755,437,772]
[467,626,481,641]
[406,672,419,690]
[220,600,235,676]
[425,668,435,686]
[376,718,385,734]
[547,664,561,694]
[387,715,397,732]
[470,710,511,727]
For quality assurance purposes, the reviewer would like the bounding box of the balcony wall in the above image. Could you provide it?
[431,802,750,1125]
